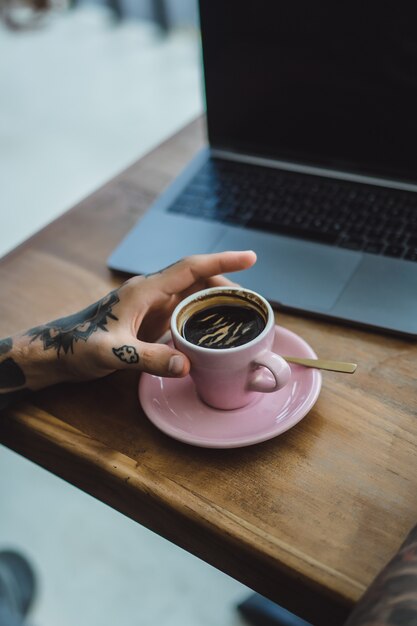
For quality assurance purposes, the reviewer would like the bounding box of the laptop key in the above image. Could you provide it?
[404,248,417,262]
[168,157,417,260]
[339,238,363,250]
[364,242,384,254]
[407,236,417,248]
[384,245,406,258]
[248,219,339,244]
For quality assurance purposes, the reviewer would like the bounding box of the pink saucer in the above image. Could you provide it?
[138,326,322,449]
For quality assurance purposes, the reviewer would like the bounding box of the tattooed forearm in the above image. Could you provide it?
[26,290,120,356]
[0,337,28,410]
[113,345,139,364]
[0,337,13,356]
[345,524,417,626]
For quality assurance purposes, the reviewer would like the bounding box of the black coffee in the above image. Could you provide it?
[183,304,265,349]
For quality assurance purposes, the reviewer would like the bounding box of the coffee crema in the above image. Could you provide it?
[182,304,266,349]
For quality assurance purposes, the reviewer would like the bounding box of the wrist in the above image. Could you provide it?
[13,334,71,391]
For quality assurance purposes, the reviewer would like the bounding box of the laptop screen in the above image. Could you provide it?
[199,1,417,183]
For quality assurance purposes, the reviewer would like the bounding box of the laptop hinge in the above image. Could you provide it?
[211,147,417,194]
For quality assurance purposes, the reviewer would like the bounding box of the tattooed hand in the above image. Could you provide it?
[345,523,417,626]
[0,251,256,408]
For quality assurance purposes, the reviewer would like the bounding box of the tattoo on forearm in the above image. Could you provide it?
[345,524,417,626]
[145,259,182,278]
[0,337,13,356]
[0,336,28,410]
[112,345,139,364]
[26,290,120,356]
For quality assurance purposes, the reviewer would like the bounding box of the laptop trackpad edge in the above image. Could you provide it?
[330,255,417,334]
[212,228,362,312]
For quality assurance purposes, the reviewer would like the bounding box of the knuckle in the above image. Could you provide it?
[122,276,144,292]
[138,345,153,366]
[139,345,171,374]
[182,255,194,266]
[118,279,144,302]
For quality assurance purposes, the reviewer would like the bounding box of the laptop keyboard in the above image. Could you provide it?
[168,158,417,262]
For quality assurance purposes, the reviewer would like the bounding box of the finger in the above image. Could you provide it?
[205,275,241,288]
[177,274,241,302]
[112,341,190,378]
[156,250,256,295]
[138,342,190,377]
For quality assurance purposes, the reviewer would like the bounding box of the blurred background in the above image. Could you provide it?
[0,0,203,258]
[0,2,251,624]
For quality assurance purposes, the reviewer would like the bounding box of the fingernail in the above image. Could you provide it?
[168,354,185,375]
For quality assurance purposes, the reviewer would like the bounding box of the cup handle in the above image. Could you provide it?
[247,351,291,393]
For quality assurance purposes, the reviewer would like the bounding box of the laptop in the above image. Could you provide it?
[108,0,417,337]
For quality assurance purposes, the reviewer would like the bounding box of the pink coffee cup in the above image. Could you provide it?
[170,286,291,410]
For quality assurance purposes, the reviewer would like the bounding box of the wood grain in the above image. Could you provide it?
[1,118,417,625]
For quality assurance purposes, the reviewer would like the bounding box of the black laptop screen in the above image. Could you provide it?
[199,1,417,183]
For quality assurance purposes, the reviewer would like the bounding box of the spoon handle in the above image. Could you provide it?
[283,356,357,374]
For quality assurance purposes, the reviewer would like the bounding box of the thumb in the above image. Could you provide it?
[112,341,190,378]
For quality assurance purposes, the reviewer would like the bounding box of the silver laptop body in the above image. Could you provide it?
[108,1,417,337]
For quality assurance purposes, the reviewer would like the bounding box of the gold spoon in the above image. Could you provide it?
[283,356,357,374]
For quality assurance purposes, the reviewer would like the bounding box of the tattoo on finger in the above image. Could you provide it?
[113,345,139,364]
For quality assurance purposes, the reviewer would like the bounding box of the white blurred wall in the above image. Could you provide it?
[0,4,203,258]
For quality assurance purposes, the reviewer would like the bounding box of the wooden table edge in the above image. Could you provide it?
[1,399,355,625]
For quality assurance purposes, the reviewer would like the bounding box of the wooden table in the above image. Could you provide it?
[1,118,417,626]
